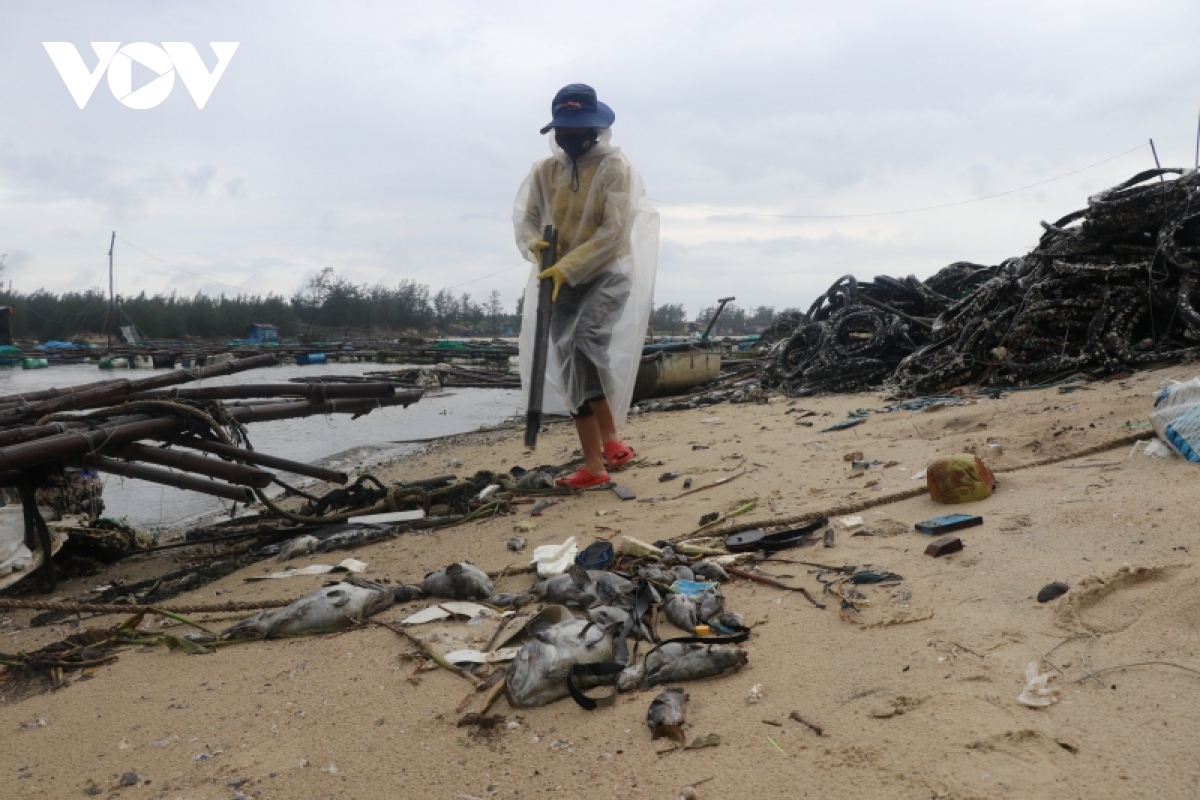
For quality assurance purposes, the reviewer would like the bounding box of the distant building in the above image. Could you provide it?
[0,307,11,345]
[246,323,279,343]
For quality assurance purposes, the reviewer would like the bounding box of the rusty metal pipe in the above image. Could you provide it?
[81,455,256,503]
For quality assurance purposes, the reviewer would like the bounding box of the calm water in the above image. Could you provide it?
[0,362,522,530]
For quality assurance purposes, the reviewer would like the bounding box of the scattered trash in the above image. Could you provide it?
[576,540,615,570]
[746,683,765,705]
[659,472,680,482]
[246,558,367,580]
[619,536,663,560]
[611,485,636,501]
[1150,376,1200,461]
[507,536,527,552]
[346,509,426,525]
[1016,661,1060,708]
[532,537,578,578]
[926,454,996,504]
[1036,581,1070,603]
[19,717,48,730]
[914,514,983,535]
[648,688,688,743]
[1142,438,1177,458]
[821,417,866,433]
[823,528,835,548]
[924,536,964,558]
[789,710,824,736]
[442,647,520,664]
[843,451,864,462]
[119,771,140,787]
[682,478,694,489]
[837,515,864,529]
[698,511,720,526]
[401,602,495,626]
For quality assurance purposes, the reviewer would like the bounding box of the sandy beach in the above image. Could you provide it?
[2,364,1199,800]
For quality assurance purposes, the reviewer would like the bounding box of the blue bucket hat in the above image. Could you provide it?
[539,83,615,134]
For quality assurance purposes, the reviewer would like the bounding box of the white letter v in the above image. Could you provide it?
[163,42,239,109]
[43,42,120,109]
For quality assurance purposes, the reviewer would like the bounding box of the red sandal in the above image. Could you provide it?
[554,468,612,490]
[603,440,636,470]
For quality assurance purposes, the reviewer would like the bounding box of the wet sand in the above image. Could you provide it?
[2,365,1199,799]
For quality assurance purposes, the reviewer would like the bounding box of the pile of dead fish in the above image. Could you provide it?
[760,168,1200,396]
[200,546,750,713]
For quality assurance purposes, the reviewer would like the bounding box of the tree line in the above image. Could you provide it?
[0,267,784,342]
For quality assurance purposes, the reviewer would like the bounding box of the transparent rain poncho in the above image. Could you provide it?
[514,128,659,424]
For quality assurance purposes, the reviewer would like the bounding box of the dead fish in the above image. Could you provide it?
[276,534,318,562]
[669,565,696,583]
[660,546,690,567]
[697,585,724,623]
[588,605,653,641]
[507,536,527,552]
[528,498,560,515]
[647,688,688,743]
[391,584,425,603]
[420,563,495,600]
[712,611,746,631]
[506,618,614,707]
[517,471,555,491]
[692,561,728,583]
[618,663,645,693]
[589,570,634,603]
[664,593,698,634]
[534,565,597,607]
[488,592,533,608]
[220,578,394,640]
[643,642,748,687]
[638,566,674,584]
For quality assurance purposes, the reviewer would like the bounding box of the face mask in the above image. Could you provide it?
[555,130,598,161]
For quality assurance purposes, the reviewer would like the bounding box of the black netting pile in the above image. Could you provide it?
[759,168,1200,396]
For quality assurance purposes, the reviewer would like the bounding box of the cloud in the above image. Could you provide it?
[184,164,217,194]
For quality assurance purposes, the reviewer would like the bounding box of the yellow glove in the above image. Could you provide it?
[529,239,550,260]
[538,265,566,302]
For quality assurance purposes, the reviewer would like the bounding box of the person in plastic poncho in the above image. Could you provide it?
[514,83,659,489]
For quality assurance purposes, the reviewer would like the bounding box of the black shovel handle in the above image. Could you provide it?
[524,224,558,449]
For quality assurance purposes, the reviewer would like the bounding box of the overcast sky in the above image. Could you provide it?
[2,1,1199,318]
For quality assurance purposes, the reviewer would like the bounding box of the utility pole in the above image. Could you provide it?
[106,231,115,353]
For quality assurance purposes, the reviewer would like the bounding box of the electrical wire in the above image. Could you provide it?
[114,236,248,292]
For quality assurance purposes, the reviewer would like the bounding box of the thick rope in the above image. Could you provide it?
[0,598,289,614]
